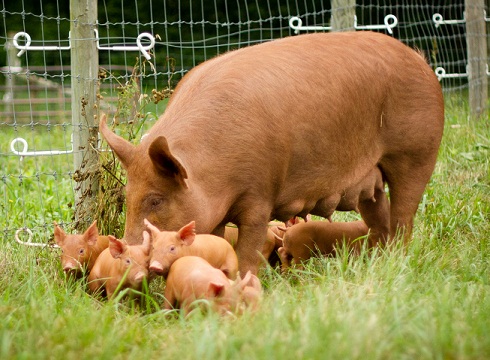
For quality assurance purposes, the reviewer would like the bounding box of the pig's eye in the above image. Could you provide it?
[151,198,163,207]
[79,248,85,255]
[169,246,176,253]
[125,258,131,266]
[147,196,164,209]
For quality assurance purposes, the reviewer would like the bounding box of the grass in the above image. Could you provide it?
[0,93,489,359]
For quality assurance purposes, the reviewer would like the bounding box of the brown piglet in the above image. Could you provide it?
[54,220,109,276]
[87,231,151,299]
[163,256,262,315]
[224,216,308,266]
[145,219,238,279]
[277,220,369,271]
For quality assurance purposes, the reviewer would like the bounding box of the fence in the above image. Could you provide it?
[1,0,489,245]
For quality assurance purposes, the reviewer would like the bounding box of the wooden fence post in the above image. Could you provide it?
[465,0,488,119]
[70,0,100,231]
[331,0,356,32]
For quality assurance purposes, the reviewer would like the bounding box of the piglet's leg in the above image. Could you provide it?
[277,247,290,273]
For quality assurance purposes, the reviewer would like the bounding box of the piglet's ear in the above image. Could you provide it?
[144,218,161,239]
[141,231,151,255]
[237,271,253,290]
[207,282,226,297]
[53,222,66,246]
[84,220,99,247]
[109,236,126,259]
[148,136,188,189]
[178,221,196,246]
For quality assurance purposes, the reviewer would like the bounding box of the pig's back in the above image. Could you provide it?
[141,31,443,223]
[183,235,238,278]
[87,248,115,293]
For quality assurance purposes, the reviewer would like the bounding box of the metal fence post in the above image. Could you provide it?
[70,0,100,231]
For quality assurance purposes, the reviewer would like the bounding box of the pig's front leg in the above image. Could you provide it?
[211,224,226,238]
[235,223,269,276]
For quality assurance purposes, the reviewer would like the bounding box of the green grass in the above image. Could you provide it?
[0,95,489,359]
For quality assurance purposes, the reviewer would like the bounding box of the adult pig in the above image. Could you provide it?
[54,220,109,275]
[87,232,151,299]
[100,31,444,276]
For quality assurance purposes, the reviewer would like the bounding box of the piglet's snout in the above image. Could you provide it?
[149,260,164,274]
[63,261,78,272]
[133,270,147,283]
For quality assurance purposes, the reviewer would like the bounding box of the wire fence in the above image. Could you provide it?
[0,1,488,244]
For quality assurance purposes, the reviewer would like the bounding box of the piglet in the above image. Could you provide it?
[163,256,262,315]
[54,220,109,276]
[277,220,369,271]
[224,216,308,267]
[87,231,151,299]
[238,271,263,312]
[145,219,238,279]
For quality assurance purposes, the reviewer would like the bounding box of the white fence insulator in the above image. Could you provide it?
[354,15,398,34]
[435,66,468,81]
[435,65,490,81]
[13,31,71,56]
[12,30,155,60]
[289,17,332,34]
[15,228,60,248]
[433,10,488,27]
[94,29,155,60]
[10,135,74,160]
[432,13,466,28]
[289,14,398,34]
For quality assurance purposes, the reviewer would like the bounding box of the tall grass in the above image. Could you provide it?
[0,95,489,359]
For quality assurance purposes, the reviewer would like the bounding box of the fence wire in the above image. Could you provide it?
[0,1,487,244]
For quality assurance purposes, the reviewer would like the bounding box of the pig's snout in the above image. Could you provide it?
[62,261,79,272]
[149,260,164,274]
[133,270,147,283]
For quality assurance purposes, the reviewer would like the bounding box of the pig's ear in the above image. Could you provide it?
[53,222,66,246]
[249,274,262,292]
[99,113,135,169]
[84,220,99,247]
[142,231,151,255]
[207,282,226,297]
[148,136,188,189]
[109,236,126,259]
[272,232,283,243]
[237,271,253,290]
[144,218,161,239]
[178,221,196,246]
